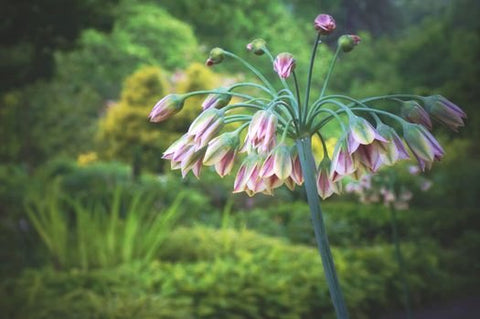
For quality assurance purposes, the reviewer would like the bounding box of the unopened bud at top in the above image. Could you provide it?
[205,48,225,66]
[338,34,361,53]
[273,53,296,79]
[246,38,267,55]
[314,14,336,35]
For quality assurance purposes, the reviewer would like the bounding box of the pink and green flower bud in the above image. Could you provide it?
[317,158,340,199]
[242,110,277,154]
[330,138,356,182]
[203,132,240,177]
[273,53,296,79]
[314,14,336,35]
[338,34,361,53]
[401,100,432,129]
[246,38,267,55]
[376,124,410,165]
[260,144,292,180]
[201,88,232,110]
[187,108,224,149]
[149,94,185,122]
[233,155,266,196]
[290,150,304,186]
[205,47,225,66]
[423,95,467,132]
[403,123,444,171]
[348,116,385,150]
[180,146,207,178]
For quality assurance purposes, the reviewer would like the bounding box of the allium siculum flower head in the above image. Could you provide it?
[376,124,410,165]
[423,95,467,132]
[314,14,336,35]
[149,94,185,122]
[205,47,225,66]
[273,53,296,79]
[246,38,267,55]
[317,158,340,199]
[260,144,293,181]
[338,34,361,53]
[202,88,232,111]
[242,110,277,153]
[401,100,432,129]
[187,108,224,150]
[203,131,240,177]
[403,123,444,171]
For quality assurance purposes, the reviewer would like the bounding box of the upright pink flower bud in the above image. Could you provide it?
[338,35,361,53]
[317,158,340,199]
[242,110,277,154]
[273,53,296,79]
[314,14,336,35]
[202,88,232,110]
[187,109,224,149]
[149,94,185,122]
[403,124,444,171]
[203,132,240,177]
[423,95,467,132]
[205,47,225,66]
[246,38,267,55]
[401,100,432,129]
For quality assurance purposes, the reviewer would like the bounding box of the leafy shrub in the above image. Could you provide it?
[1,226,465,319]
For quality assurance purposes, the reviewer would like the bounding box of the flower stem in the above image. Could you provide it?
[304,33,322,123]
[296,136,349,319]
[389,205,413,319]
[320,45,341,98]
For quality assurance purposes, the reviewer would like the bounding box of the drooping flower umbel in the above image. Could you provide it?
[148,13,466,319]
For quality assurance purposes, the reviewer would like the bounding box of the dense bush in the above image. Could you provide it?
[1,226,467,319]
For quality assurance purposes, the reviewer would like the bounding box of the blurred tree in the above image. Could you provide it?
[54,3,199,100]
[0,0,118,92]
[96,64,219,172]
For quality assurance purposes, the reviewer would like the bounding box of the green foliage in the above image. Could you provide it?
[55,3,198,99]
[1,226,468,319]
[25,184,185,270]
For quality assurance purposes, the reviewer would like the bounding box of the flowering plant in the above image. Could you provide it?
[149,13,466,319]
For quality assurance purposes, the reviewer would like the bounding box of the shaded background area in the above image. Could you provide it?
[0,0,479,318]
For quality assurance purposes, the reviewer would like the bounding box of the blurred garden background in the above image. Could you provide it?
[1,0,479,318]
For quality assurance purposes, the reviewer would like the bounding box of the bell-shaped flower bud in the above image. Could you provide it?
[376,124,410,165]
[233,155,266,196]
[149,94,185,122]
[403,123,444,171]
[202,88,232,110]
[187,108,224,149]
[423,95,467,132]
[290,149,304,186]
[205,47,225,66]
[242,110,277,154]
[330,138,356,182]
[401,100,432,129]
[260,144,293,181]
[179,146,207,178]
[273,53,296,79]
[348,116,385,151]
[203,132,240,177]
[317,158,340,199]
[338,34,361,53]
[314,14,336,35]
[246,38,267,55]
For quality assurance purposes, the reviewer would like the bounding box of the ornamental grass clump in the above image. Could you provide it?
[148,13,466,319]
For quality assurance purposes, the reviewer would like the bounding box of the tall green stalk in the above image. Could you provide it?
[296,136,349,319]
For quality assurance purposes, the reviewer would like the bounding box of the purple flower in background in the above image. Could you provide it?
[314,14,336,35]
